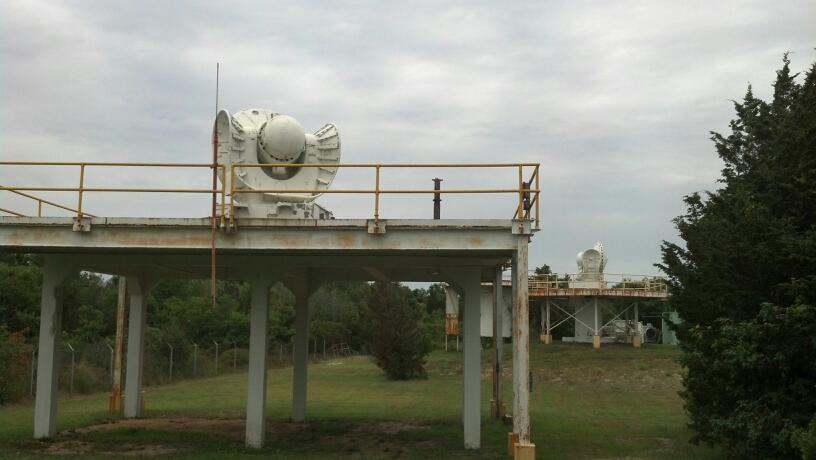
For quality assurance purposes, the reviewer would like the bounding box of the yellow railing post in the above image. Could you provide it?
[535,164,540,228]
[219,166,226,228]
[77,164,86,218]
[374,165,381,223]
[229,165,235,227]
[517,165,523,221]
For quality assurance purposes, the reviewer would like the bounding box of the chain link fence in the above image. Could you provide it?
[26,336,353,398]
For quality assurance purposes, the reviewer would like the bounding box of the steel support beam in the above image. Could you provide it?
[124,276,152,418]
[462,268,482,449]
[33,257,73,439]
[512,236,531,444]
[291,278,310,422]
[492,266,503,419]
[245,276,270,448]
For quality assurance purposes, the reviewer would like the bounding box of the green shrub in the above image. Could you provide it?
[362,282,432,380]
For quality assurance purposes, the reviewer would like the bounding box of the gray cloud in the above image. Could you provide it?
[2,0,814,274]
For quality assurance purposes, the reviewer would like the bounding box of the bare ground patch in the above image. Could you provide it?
[48,417,432,457]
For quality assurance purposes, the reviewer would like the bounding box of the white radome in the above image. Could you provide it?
[214,108,341,219]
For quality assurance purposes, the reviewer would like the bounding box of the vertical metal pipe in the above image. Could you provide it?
[107,344,114,384]
[233,342,238,369]
[111,277,126,413]
[374,165,381,223]
[211,65,220,305]
[214,341,219,374]
[193,343,198,376]
[30,348,36,397]
[516,165,523,222]
[594,298,599,335]
[546,300,551,336]
[77,165,85,218]
[432,178,442,219]
[168,344,174,382]
[37,200,42,217]
[493,265,503,419]
[67,343,75,395]
[535,165,540,229]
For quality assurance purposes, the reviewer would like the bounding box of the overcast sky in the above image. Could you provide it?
[1,0,814,275]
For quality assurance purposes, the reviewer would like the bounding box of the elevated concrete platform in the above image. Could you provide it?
[0,216,536,452]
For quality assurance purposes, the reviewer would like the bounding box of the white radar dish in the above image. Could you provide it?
[214,108,341,219]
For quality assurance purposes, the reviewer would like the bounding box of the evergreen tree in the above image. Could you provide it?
[659,54,816,457]
[362,281,432,380]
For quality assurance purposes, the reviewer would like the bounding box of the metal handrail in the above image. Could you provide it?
[0,162,225,219]
[229,163,540,227]
[0,161,540,226]
[528,273,668,293]
[0,184,97,218]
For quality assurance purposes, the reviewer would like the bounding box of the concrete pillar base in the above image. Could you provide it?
[513,442,536,460]
[540,334,552,344]
[592,335,601,349]
[633,335,642,348]
[507,432,519,456]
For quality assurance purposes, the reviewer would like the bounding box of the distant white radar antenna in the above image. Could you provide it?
[215,108,341,219]
[575,241,608,283]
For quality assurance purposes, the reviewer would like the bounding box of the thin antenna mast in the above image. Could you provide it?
[210,62,220,308]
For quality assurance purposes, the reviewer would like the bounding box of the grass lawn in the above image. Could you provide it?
[0,342,721,459]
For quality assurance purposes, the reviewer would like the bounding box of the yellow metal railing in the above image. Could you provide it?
[230,163,540,227]
[0,184,97,217]
[0,161,540,226]
[0,162,225,219]
[528,273,668,295]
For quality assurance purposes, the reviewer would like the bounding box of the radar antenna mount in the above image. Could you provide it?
[214,108,341,219]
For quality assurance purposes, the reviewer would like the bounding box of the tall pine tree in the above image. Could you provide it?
[660,54,816,457]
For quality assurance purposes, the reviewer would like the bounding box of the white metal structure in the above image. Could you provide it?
[214,109,341,219]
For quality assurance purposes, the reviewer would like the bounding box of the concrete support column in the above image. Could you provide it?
[291,279,310,422]
[592,298,601,349]
[462,268,482,449]
[633,300,642,348]
[33,257,73,439]
[541,300,552,344]
[245,277,270,448]
[124,276,151,418]
[491,266,503,419]
[511,236,534,457]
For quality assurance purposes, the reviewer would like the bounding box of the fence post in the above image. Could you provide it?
[106,343,114,384]
[323,338,326,360]
[193,343,198,376]
[30,348,37,397]
[66,343,75,395]
[213,341,219,374]
[167,343,174,382]
[233,341,237,369]
[279,343,283,362]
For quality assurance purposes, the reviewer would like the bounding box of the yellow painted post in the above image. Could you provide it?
[374,165,381,223]
[229,166,235,227]
[508,432,519,456]
[535,164,540,229]
[516,165,523,222]
[76,164,86,218]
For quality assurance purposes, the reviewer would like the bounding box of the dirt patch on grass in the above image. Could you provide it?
[67,417,245,440]
[45,439,176,457]
[51,417,432,458]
